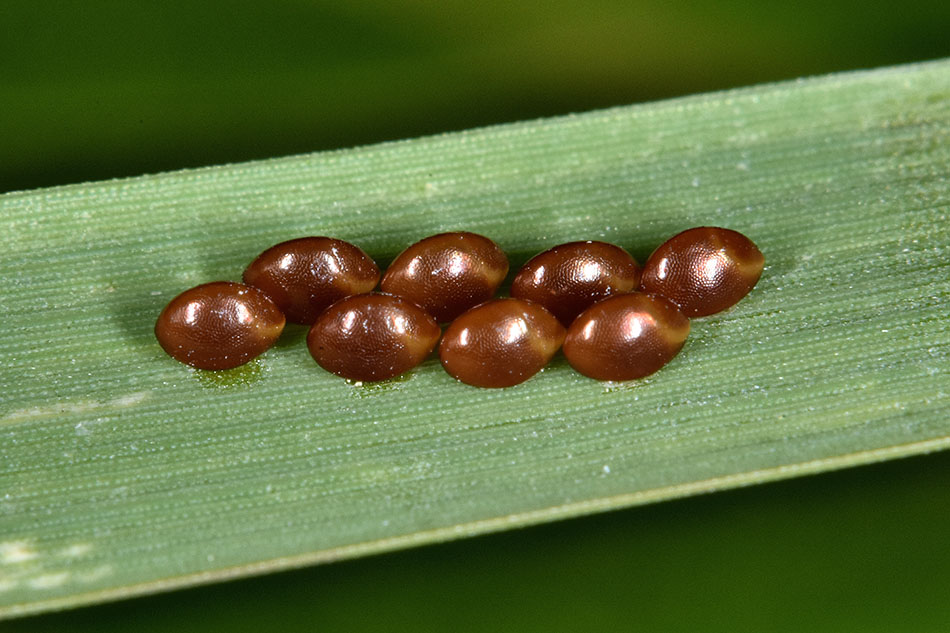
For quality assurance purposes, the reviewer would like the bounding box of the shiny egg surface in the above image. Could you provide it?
[639,227,764,317]
[380,232,508,322]
[243,237,379,325]
[307,293,440,382]
[439,298,566,388]
[510,240,641,326]
[563,293,689,381]
[155,281,286,370]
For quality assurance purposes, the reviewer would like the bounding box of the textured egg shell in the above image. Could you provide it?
[307,293,440,382]
[439,298,565,388]
[243,236,379,325]
[639,227,764,317]
[511,240,641,326]
[380,232,509,322]
[563,293,689,381]
[155,281,285,370]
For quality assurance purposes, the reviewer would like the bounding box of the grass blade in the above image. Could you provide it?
[1,59,948,618]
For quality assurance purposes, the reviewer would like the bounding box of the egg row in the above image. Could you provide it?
[155,227,764,386]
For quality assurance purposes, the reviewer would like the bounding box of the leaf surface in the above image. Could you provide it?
[1,59,948,618]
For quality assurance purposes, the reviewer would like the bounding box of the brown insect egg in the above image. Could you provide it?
[563,293,689,382]
[155,281,285,370]
[639,227,765,317]
[243,237,380,325]
[510,240,641,326]
[380,232,509,322]
[307,293,440,382]
[439,298,566,388]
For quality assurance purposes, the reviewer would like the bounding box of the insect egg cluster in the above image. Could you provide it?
[155,227,764,387]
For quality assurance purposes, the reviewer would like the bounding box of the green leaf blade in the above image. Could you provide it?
[2,59,949,618]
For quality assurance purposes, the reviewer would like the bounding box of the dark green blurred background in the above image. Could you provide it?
[3,0,949,193]
[6,2,950,630]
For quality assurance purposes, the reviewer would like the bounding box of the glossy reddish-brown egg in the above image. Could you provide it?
[563,293,689,381]
[380,232,508,322]
[639,227,764,317]
[243,237,379,325]
[510,240,641,326]
[439,298,566,388]
[307,293,440,382]
[155,281,285,370]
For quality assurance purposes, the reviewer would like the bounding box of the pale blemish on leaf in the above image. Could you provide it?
[0,541,37,565]
[0,540,108,596]
[1,391,151,425]
[27,573,69,590]
[74,565,113,584]
[57,543,93,559]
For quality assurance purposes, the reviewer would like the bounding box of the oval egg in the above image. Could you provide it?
[307,293,440,382]
[639,227,764,317]
[155,281,285,370]
[380,232,508,322]
[439,298,565,388]
[510,240,641,326]
[243,236,379,325]
[563,293,689,381]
